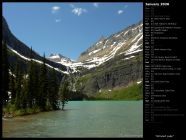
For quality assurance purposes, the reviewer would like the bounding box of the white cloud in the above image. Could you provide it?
[72,7,87,16]
[55,19,61,23]
[93,3,99,8]
[118,10,123,15]
[51,6,61,14]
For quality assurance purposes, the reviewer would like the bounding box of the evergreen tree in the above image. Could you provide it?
[14,62,22,109]
[27,61,39,108]
[48,68,59,110]
[9,74,16,104]
[27,47,34,108]
[2,42,9,105]
[32,62,39,107]
[27,47,39,108]
[59,75,69,110]
[21,75,28,109]
[27,60,34,108]
[38,54,48,111]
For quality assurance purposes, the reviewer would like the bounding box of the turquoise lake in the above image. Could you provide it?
[3,101,143,138]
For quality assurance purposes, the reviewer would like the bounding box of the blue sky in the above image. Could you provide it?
[3,2,143,60]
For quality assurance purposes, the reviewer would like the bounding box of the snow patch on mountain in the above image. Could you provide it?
[123,55,135,60]
[88,48,101,55]
[96,41,103,46]
[49,54,61,59]
[102,45,107,49]
[115,32,123,38]
[125,34,143,56]
[8,46,69,74]
[125,49,143,56]
[111,42,117,47]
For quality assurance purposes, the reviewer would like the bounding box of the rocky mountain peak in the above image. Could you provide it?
[47,53,74,68]
[77,20,143,63]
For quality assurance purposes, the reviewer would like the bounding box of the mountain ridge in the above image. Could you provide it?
[47,20,143,73]
[2,16,68,74]
[2,16,143,99]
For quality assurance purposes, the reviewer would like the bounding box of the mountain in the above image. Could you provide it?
[48,53,72,62]
[46,21,143,98]
[2,16,68,74]
[66,20,143,97]
[48,21,143,74]
[3,16,143,99]
[78,20,143,65]
[47,53,74,67]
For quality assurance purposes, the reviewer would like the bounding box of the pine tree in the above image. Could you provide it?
[27,47,39,108]
[48,68,59,110]
[9,74,16,104]
[21,75,28,109]
[59,75,69,110]
[14,62,22,109]
[32,62,39,107]
[2,42,9,105]
[27,62,32,108]
[38,54,48,111]
[27,52,34,108]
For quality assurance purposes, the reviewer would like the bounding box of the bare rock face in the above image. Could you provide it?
[76,51,143,96]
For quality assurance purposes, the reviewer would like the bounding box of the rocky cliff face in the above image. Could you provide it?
[71,20,143,96]
[74,51,143,96]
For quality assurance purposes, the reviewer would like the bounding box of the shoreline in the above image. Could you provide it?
[3,100,143,118]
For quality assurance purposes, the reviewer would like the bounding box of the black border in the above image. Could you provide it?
[1,0,185,139]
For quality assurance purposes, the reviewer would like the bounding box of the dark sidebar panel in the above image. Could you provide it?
[144,0,185,139]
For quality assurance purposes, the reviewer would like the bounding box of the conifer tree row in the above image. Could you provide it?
[59,75,69,110]
[2,42,9,105]
[2,43,70,114]
[14,61,22,109]
[48,68,59,110]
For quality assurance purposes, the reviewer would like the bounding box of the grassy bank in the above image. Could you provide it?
[92,82,143,100]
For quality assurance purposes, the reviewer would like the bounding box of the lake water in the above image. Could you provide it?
[3,101,143,138]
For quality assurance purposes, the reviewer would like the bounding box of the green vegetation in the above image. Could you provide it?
[93,82,143,100]
[78,73,93,83]
[38,54,48,111]
[3,104,41,117]
[2,41,9,105]
[75,73,92,91]
[59,75,69,110]
[2,43,70,117]
[2,40,142,118]
[74,52,143,97]
[48,68,59,110]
